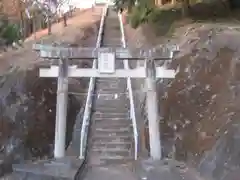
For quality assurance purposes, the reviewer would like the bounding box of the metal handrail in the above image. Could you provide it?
[118,12,138,160]
[79,4,108,159]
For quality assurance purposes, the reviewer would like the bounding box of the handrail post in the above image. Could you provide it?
[118,11,138,160]
[54,56,69,159]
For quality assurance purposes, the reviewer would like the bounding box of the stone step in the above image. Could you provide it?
[103,30,120,34]
[92,108,128,114]
[104,23,120,27]
[102,38,121,43]
[94,94,129,100]
[93,100,129,108]
[95,77,124,82]
[95,88,127,94]
[93,101,129,107]
[95,126,132,132]
[92,141,132,149]
[94,91,128,95]
[90,148,130,157]
[103,28,120,33]
[93,119,131,128]
[94,90,127,94]
[103,32,124,41]
[92,135,132,142]
[95,127,131,132]
[102,33,121,38]
[96,85,127,91]
[95,155,132,162]
[104,17,119,20]
[96,78,122,83]
[92,112,129,119]
[12,157,82,179]
[91,137,132,144]
[89,153,132,161]
[104,27,120,32]
[91,159,133,166]
[102,36,121,40]
[96,82,124,89]
[104,28,120,33]
[95,84,126,90]
[101,39,121,44]
[94,132,132,139]
[94,99,129,107]
[94,117,130,121]
[96,79,121,84]
[102,43,122,47]
[93,130,132,137]
[91,152,131,160]
[93,102,129,109]
[93,124,132,130]
[101,35,120,40]
[88,153,133,166]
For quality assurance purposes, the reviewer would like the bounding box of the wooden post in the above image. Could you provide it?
[63,13,67,27]
[33,13,37,40]
[54,55,69,159]
[155,0,163,6]
[171,0,177,5]
[182,0,190,17]
[47,16,52,35]
[145,59,162,160]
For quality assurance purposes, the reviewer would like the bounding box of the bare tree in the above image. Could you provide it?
[181,0,190,16]
[23,0,71,35]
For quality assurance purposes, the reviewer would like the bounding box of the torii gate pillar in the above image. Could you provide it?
[54,56,69,158]
[146,59,161,160]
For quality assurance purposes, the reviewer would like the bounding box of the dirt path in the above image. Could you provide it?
[0,7,103,75]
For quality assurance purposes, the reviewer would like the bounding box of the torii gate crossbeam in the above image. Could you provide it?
[39,66,175,78]
[33,44,177,60]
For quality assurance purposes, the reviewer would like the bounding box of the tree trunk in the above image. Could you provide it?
[17,0,25,39]
[127,0,136,13]
[19,11,25,39]
[63,14,67,27]
[222,0,231,11]
[33,14,37,40]
[172,0,177,5]
[47,16,51,35]
[127,4,133,13]
[182,0,190,17]
[156,0,163,6]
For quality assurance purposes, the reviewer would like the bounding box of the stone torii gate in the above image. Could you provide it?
[33,43,178,160]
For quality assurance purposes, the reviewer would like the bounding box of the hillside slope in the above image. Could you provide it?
[125,22,240,180]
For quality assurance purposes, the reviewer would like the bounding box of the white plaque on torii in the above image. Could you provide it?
[98,52,115,74]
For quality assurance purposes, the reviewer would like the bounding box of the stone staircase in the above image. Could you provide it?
[86,8,134,167]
